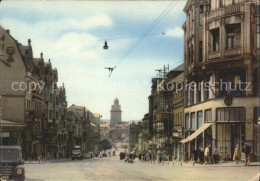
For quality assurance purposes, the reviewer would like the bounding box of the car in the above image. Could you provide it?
[102,152,107,157]
[0,146,25,181]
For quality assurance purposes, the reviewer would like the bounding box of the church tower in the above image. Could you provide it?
[110,98,122,127]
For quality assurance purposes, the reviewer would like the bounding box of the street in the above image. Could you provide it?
[25,156,259,181]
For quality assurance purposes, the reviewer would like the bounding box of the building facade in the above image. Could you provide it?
[182,0,260,161]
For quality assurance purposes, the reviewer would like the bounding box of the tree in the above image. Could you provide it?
[99,139,112,151]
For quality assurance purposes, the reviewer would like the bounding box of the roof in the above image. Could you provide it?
[33,58,42,68]
[172,63,184,72]
[171,72,184,83]
[100,123,109,128]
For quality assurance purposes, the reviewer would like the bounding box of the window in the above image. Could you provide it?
[204,109,212,123]
[211,28,219,52]
[219,0,223,8]
[199,6,203,26]
[197,82,202,103]
[191,112,195,130]
[197,111,203,128]
[257,25,260,49]
[226,24,241,49]
[185,114,189,129]
[216,107,246,122]
[199,41,203,62]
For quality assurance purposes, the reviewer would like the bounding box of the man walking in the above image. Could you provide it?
[243,143,251,166]
[212,146,218,164]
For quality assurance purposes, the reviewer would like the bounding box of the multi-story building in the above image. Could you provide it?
[151,67,173,159]
[56,84,67,158]
[67,104,100,154]
[167,64,184,161]
[0,27,27,148]
[129,122,142,154]
[182,0,260,161]
[0,26,69,160]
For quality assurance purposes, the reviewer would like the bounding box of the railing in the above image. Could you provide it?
[208,51,221,60]
[224,48,241,56]
[207,4,243,21]
[224,4,241,15]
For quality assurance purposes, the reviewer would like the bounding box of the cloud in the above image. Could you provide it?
[165,27,184,38]
[0,1,185,120]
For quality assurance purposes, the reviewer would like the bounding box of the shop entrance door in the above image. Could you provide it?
[217,123,245,160]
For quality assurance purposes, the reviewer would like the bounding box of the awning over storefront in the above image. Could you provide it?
[180,123,212,144]
[0,120,26,127]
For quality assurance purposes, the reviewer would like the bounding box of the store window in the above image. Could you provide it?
[216,107,245,122]
[191,112,196,130]
[197,111,203,128]
[185,114,189,129]
[205,109,212,123]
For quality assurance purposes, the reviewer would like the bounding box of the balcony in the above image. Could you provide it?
[208,51,221,60]
[207,4,243,22]
[224,4,241,15]
[224,48,241,57]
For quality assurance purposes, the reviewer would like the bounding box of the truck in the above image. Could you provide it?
[71,146,83,160]
[0,146,25,181]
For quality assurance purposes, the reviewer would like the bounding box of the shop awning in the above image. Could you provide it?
[180,123,212,144]
[0,120,26,127]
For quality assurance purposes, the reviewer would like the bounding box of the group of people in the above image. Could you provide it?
[190,145,218,164]
[191,143,252,165]
[138,152,156,163]
[233,143,251,166]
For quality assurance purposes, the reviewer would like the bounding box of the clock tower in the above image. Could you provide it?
[110,98,122,127]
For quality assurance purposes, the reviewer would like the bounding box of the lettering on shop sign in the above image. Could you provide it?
[6,46,15,62]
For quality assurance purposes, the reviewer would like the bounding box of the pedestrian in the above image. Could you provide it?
[185,151,189,163]
[212,146,219,164]
[233,145,241,164]
[192,149,198,163]
[204,146,210,164]
[208,145,212,164]
[199,148,204,164]
[157,150,162,164]
[243,143,251,166]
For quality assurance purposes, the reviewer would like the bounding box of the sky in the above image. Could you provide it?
[0,0,186,121]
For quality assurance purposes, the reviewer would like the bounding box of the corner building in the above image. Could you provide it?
[182,0,260,161]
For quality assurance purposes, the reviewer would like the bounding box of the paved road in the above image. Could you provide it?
[25,157,259,181]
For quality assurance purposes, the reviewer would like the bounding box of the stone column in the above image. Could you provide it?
[244,59,254,96]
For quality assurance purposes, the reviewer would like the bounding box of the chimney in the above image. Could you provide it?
[6,29,10,34]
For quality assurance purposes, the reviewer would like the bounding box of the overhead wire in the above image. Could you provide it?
[116,0,179,65]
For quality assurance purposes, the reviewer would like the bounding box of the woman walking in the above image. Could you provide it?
[233,145,241,164]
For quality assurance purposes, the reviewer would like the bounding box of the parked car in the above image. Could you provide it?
[0,146,25,181]
[71,146,83,160]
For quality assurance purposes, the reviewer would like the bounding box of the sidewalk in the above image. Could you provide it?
[24,158,71,164]
[137,160,260,168]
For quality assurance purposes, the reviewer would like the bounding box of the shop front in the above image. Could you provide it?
[216,107,246,160]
